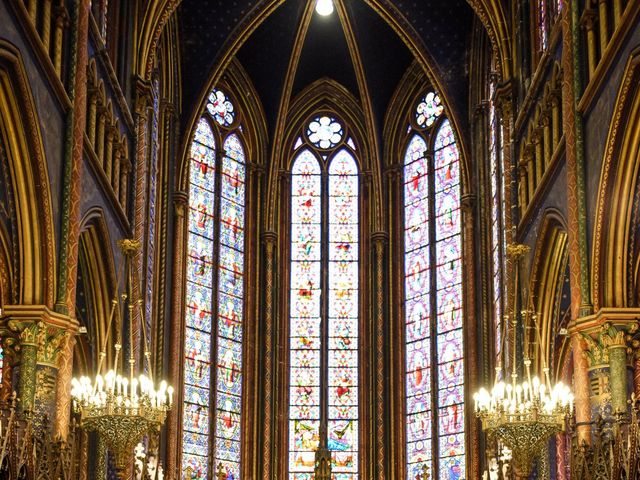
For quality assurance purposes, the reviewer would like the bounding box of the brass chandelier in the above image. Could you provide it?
[71,240,173,478]
[473,244,573,476]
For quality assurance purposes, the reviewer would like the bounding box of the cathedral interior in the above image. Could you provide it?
[1,0,640,479]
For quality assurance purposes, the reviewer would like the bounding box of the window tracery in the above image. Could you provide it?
[404,93,465,479]
[182,88,246,480]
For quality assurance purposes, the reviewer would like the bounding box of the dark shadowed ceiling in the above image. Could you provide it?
[178,0,474,145]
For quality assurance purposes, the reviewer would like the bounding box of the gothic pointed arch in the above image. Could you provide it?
[0,41,56,307]
[385,63,477,480]
[175,1,474,202]
[277,83,372,480]
[75,210,117,377]
[592,48,640,309]
[528,211,569,376]
[172,59,266,480]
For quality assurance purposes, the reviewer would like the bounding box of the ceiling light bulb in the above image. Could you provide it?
[316,0,334,16]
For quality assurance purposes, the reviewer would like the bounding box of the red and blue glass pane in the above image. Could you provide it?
[182,110,246,479]
[434,123,464,478]
[489,83,503,359]
[404,115,465,479]
[328,150,359,478]
[289,151,322,478]
[404,134,433,478]
[214,135,246,478]
[183,118,216,479]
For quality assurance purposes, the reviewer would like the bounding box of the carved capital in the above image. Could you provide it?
[384,165,401,182]
[4,306,78,367]
[261,231,278,247]
[580,8,598,30]
[580,322,637,367]
[474,100,489,119]
[134,77,153,116]
[173,191,188,217]
[495,79,515,120]
[461,193,476,212]
[370,231,389,251]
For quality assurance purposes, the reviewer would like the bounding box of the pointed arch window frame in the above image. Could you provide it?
[488,73,507,361]
[181,88,249,480]
[286,114,363,480]
[402,93,466,480]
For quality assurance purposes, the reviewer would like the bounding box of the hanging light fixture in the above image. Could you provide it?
[473,244,574,477]
[315,0,334,16]
[71,239,173,479]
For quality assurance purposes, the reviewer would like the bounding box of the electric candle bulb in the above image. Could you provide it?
[315,0,334,16]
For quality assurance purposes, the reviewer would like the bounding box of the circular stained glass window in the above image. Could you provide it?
[207,89,235,126]
[415,91,444,128]
[307,116,343,149]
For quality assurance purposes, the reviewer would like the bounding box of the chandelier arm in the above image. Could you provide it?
[139,298,154,384]
[95,254,127,381]
[511,253,520,388]
[531,313,553,390]
[129,244,154,384]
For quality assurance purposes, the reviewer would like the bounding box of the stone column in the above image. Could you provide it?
[105,126,115,180]
[550,93,560,149]
[53,5,68,77]
[597,0,609,54]
[15,322,40,413]
[563,0,595,442]
[541,113,551,167]
[525,147,535,204]
[131,79,152,363]
[581,9,598,79]
[96,110,106,163]
[613,0,622,26]
[533,130,544,185]
[87,91,98,146]
[371,231,387,480]
[261,231,277,480]
[27,0,37,23]
[54,331,76,440]
[165,191,187,480]
[601,325,630,415]
[573,311,640,439]
[5,306,78,436]
[42,0,53,54]
[518,164,528,214]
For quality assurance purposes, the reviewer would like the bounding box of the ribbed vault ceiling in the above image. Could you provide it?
[178,0,474,142]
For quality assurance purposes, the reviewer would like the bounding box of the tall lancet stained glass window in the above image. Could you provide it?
[489,76,506,360]
[182,88,246,480]
[404,92,465,479]
[289,115,359,479]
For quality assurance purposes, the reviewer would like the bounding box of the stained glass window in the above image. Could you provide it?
[207,89,236,127]
[489,77,505,360]
[182,90,246,480]
[415,92,444,128]
[538,0,549,51]
[289,119,359,479]
[306,116,344,149]
[404,95,465,479]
